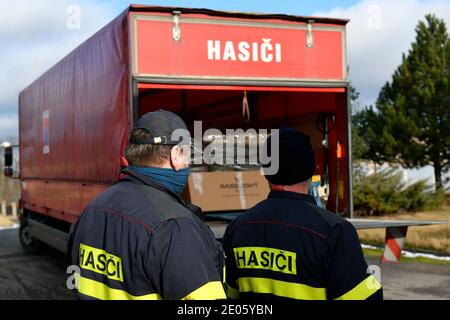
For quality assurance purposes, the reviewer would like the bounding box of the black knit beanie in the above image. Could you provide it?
[263,127,316,185]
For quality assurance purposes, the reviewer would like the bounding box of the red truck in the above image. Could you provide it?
[5,5,438,262]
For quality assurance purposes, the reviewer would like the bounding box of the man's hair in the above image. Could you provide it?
[125,129,173,166]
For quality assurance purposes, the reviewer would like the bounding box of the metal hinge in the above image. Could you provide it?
[173,11,181,42]
[306,20,314,48]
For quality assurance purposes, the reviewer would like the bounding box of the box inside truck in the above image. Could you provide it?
[137,84,350,214]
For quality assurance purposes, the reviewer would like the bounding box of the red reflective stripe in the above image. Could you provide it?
[270,185,285,192]
[383,226,408,262]
[387,237,402,259]
[238,220,327,239]
[137,83,346,93]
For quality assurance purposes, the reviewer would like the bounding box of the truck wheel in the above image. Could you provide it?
[19,220,45,255]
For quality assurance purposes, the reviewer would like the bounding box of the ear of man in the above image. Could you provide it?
[170,145,190,171]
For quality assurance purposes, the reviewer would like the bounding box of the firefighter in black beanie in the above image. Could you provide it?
[223,127,383,300]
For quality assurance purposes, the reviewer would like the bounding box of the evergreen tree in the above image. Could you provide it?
[350,86,369,160]
[357,14,450,191]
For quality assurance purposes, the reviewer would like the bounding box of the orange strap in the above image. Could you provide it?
[337,142,342,159]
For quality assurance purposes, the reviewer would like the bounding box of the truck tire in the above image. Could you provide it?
[19,219,45,255]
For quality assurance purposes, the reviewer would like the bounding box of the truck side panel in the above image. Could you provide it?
[19,12,131,222]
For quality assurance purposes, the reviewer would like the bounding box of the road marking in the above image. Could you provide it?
[0,224,19,231]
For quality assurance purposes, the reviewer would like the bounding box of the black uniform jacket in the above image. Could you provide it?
[70,167,226,300]
[223,190,383,300]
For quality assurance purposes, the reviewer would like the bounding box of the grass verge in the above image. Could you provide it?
[0,215,15,228]
[357,206,450,255]
[363,247,450,265]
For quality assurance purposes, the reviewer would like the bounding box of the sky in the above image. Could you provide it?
[1,0,450,139]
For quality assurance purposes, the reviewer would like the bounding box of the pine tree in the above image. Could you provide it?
[350,86,369,160]
[357,14,450,191]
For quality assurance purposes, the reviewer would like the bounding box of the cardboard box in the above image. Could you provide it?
[187,170,270,212]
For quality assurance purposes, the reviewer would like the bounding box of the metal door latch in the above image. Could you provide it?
[173,11,181,42]
[306,20,314,48]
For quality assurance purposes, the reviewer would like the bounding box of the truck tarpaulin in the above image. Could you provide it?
[18,5,350,224]
[19,12,130,222]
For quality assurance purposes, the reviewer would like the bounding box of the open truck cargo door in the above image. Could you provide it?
[135,85,351,215]
[130,8,351,215]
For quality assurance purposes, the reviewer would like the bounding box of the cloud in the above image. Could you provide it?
[2,0,450,138]
[313,0,450,108]
[0,114,19,137]
[0,0,116,44]
[0,0,118,138]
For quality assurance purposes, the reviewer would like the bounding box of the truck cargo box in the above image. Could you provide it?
[19,5,350,225]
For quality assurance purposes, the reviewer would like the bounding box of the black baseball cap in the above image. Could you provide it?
[131,110,189,145]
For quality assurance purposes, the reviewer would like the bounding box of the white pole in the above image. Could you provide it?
[11,202,17,218]
[1,201,6,216]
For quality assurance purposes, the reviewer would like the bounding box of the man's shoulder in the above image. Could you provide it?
[225,197,351,240]
[89,181,142,205]
[84,181,161,228]
[88,182,151,212]
[223,198,276,236]
[91,181,198,227]
[306,203,349,228]
[151,213,219,254]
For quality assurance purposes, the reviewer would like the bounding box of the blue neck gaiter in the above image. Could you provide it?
[130,166,191,196]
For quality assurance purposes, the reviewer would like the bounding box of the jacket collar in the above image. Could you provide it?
[268,190,317,205]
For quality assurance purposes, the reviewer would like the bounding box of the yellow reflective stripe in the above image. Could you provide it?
[79,277,161,300]
[182,281,227,300]
[79,244,123,282]
[226,284,240,300]
[238,277,326,300]
[335,275,382,300]
[223,266,226,284]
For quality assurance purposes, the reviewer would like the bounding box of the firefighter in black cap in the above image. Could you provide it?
[223,127,383,300]
[70,110,226,300]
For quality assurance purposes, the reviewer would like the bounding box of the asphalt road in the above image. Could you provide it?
[0,228,449,300]
[0,228,74,300]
